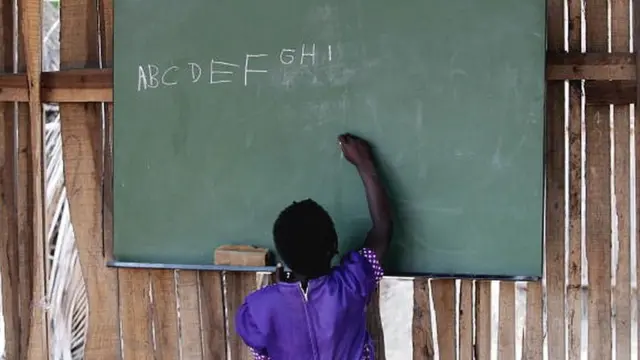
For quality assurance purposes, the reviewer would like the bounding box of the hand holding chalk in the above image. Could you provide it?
[338,133,374,172]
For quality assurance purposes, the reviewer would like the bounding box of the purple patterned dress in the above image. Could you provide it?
[235,248,384,360]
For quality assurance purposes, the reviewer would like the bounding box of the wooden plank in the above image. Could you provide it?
[226,272,259,360]
[636,2,640,358]
[567,82,583,360]
[584,106,613,357]
[475,281,491,360]
[612,105,631,360]
[544,90,565,357]
[98,0,115,260]
[498,282,515,360]
[522,282,543,360]
[150,270,180,360]
[18,0,48,358]
[611,1,631,359]
[119,270,154,360]
[59,0,121,358]
[546,0,566,357]
[567,1,583,359]
[585,81,635,105]
[98,0,113,68]
[585,96,613,358]
[15,14,33,354]
[17,104,34,360]
[585,0,613,359]
[366,288,386,359]
[412,279,434,360]
[547,53,635,80]
[199,271,227,360]
[458,280,473,360]
[0,1,20,358]
[635,3,640,359]
[431,280,455,360]
[176,271,204,359]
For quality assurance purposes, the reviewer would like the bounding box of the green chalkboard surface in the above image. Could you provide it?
[113,0,546,278]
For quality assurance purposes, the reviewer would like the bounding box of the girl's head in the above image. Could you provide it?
[273,199,338,278]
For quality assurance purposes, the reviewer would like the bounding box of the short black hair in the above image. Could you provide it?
[273,199,338,278]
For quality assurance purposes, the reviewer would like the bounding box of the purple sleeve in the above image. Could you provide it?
[235,302,269,356]
[250,347,271,360]
[335,248,384,299]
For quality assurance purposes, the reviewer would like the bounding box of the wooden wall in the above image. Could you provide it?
[1,0,639,359]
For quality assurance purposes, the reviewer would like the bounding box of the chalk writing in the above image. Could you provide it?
[210,60,239,84]
[300,43,316,65]
[279,49,296,65]
[244,54,268,86]
[136,43,334,91]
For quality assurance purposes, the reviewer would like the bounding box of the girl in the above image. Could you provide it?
[235,133,393,360]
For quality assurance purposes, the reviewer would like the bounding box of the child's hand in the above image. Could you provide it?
[338,133,374,171]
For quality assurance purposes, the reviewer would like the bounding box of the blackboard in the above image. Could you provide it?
[113,0,546,278]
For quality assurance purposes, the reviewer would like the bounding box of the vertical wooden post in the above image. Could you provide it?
[611,1,632,359]
[585,0,613,359]
[59,0,121,357]
[0,0,21,358]
[18,0,48,358]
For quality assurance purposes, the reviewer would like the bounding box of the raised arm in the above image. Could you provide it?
[338,134,393,261]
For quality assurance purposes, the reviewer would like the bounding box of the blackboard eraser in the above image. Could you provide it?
[214,245,270,267]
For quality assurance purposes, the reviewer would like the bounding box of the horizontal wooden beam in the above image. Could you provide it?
[546,52,635,80]
[0,53,638,103]
[0,68,112,102]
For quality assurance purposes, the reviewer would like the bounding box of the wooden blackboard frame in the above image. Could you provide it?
[106,260,541,281]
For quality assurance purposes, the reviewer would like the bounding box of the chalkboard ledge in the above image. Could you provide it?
[106,261,540,281]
